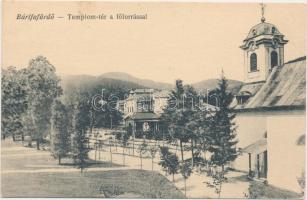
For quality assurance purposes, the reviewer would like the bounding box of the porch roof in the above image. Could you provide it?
[125,112,161,120]
[242,138,267,154]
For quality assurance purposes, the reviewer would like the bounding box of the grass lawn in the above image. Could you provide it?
[2,169,185,198]
[1,140,184,198]
[248,180,303,199]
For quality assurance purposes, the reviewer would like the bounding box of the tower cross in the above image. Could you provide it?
[260,3,266,23]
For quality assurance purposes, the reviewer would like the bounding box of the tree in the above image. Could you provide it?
[180,160,193,196]
[205,170,227,198]
[125,123,135,155]
[1,67,28,140]
[162,80,204,166]
[183,85,202,167]
[207,72,238,198]
[186,106,212,169]
[50,100,70,165]
[21,111,36,146]
[149,143,159,171]
[116,129,130,166]
[161,80,189,162]
[25,56,62,149]
[89,88,123,129]
[72,98,91,173]
[137,139,148,170]
[159,146,179,182]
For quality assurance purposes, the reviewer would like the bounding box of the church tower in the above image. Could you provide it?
[240,4,288,84]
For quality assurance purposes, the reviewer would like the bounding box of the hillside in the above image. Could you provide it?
[100,72,173,89]
[60,73,243,96]
[192,79,243,95]
[60,74,146,95]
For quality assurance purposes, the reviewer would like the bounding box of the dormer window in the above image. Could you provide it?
[250,53,258,71]
[272,27,276,34]
[236,91,252,105]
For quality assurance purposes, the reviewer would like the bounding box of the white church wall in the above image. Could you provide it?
[267,111,305,193]
[233,109,305,193]
[231,112,267,171]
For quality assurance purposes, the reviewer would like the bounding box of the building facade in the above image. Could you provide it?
[231,15,305,193]
[120,89,169,138]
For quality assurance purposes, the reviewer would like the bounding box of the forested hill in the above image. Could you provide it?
[61,74,147,98]
[192,79,243,95]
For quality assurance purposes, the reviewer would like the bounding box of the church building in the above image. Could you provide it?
[230,9,305,193]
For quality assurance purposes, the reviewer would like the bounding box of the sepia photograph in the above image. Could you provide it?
[1,1,306,199]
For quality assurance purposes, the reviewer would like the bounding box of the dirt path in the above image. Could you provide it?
[89,145,251,198]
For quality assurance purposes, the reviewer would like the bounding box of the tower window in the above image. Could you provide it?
[272,27,276,34]
[250,53,258,72]
[271,51,278,68]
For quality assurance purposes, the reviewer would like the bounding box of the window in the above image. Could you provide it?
[271,27,276,34]
[271,51,278,68]
[250,53,257,71]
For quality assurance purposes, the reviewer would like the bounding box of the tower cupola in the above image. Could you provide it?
[240,4,288,83]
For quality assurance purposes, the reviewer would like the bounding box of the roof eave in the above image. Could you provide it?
[234,105,306,113]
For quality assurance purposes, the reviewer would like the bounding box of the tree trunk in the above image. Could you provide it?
[110,146,113,164]
[90,113,94,134]
[180,140,184,161]
[58,155,61,165]
[140,152,143,170]
[191,140,194,168]
[28,137,32,147]
[110,116,113,129]
[95,146,97,162]
[115,139,117,151]
[184,178,186,196]
[36,139,40,150]
[172,173,175,182]
[218,182,222,198]
[98,145,101,160]
[21,133,24,141]
[12,134,15,141]
[152,158,154,171]
[132,138,135,155]
[123,146,125,166]
[219,165,224,198]
[2,134,5,140]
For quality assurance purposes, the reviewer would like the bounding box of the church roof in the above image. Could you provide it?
[244,22,282,41]
[232,56,306,111]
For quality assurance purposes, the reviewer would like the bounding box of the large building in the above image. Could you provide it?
[231,14,305,193]
[120,89,169,137]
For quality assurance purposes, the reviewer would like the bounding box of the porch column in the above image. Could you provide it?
[257,154,260,178]
[248,153,252,176]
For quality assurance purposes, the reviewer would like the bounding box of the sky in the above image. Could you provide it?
[2,2,306,84]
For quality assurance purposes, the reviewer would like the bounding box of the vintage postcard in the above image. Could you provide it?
[1,1,306,199]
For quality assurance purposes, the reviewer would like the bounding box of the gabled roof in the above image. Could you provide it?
[233,56,306,111]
